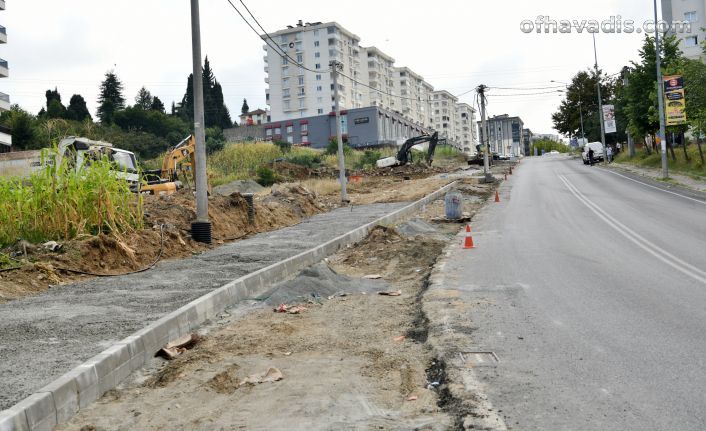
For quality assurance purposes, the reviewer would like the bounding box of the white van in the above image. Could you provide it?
[582,142,604,164]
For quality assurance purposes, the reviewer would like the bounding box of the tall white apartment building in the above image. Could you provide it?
[430,90,458,144]
[661,0,705,60]
[393,67,434,128]
[361,46,395,111]
[455,103,477,153]
[263,21,366,121]
[0,0,10,152]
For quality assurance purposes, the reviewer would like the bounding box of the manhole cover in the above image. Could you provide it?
[460,351,499,367]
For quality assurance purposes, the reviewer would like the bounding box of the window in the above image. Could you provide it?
[328,38,335,46]
[282,77,289,86]
[302,135,309,144]
[283,101,290,110]
[282,57,288,65]
[301,123,308,132]
[298,87,305,95]
[314,41,320,47]
[317,108,324,114]
[274,127,281,134]
[287,136,294,144]
[686,36,698,47]
[317,97,323,103]
[280,35,287,43]
[327,26,336,34]
[299,99,305,108]
[286,125,293,133]
[315,63,321,69]
[316,74,322,81]
[329,49,337,57]
[298,76,305,85]
[283,88,290,97]
[283,66,289,77]
[313,30,319,36]
[315,52,320,58]
[296,54,303,63]
[685,11,697,22]
[266,129,272,136]
[316,85,322,91]
[295,41,303,51]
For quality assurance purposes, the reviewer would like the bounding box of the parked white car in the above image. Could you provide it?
[582,142,604,164]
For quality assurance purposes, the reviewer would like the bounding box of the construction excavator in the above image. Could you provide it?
[376,132,444,168]
[141,135,198,195]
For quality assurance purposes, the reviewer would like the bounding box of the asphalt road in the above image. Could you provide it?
[448,155,706,430]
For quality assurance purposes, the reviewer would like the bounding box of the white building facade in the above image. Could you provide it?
[393,67,434,129]
[361,46,395,111]
[661,0,705,60]
[0,0,10,151]
[455,103,477,153]
[430,90,459,145]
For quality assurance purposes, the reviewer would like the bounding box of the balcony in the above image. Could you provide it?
[264,77,269,84]
[0,92,9,111]
[0,124,10,147]
[0,59,7,77]
[0,26,5,44]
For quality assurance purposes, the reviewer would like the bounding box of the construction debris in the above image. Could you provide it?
[240,367,284,386]
[155,334,201,360]
[378,290,402,296]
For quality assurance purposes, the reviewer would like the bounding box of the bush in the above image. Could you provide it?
[0,150,143,247]
[256,166,277,186]
[355,150,381,169]
[287,153,322,168]
[274,140,292,153]
[325,137,352,156]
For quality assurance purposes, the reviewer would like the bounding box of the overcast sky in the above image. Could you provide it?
[3,0,659,134]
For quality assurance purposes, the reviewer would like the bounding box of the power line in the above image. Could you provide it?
[488,85,564,91]
[487,90,563,97]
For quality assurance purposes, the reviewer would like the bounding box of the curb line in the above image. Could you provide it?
[0,181,457,431]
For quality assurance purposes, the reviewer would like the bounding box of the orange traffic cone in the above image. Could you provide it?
[463,225,475,249]
[495,190,500,202]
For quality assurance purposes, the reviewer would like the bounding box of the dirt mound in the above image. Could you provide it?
[262,262,390,306]
[0,185,326,303]
[273,161,312,181]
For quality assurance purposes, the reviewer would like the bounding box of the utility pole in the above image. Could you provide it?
[477,85,493,182]
[654,0,669,178]
[330,60,348,202]
[593,33,607,165]
[189,0,211,243]
[578,101,586,143]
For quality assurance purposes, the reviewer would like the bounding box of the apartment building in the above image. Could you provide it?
[0,0,10,152]
[454,103,476,153]
[430,90,459,145]
[361,46,395,111]
[393,67,434,128]
[262,21,366,121]
[661,0,705,60]
[477,114,524,157]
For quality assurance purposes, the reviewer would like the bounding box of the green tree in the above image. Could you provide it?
[178,57,232,129]
[0,105,41,150]
[150,96,165,113]
[45,88,67,119]
[552,70,612,142]
[622,34,682,153]
[66,94,92,122]
[241,98,249,115]
[97,71,126,124]
[134,86,153,110]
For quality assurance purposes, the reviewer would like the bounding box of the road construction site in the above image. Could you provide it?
[53,181,497,431]
[0,159,514,430]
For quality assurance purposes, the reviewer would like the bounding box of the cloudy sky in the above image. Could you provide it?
[3,0,660,134]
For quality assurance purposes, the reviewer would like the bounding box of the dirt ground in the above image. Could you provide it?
[0,162,472,303]
[55,180,494,431]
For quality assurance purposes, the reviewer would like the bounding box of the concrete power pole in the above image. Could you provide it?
[654,0,669,179]
[477,85,493,182]
[330,60,348,202]
[189,0,211,243]
[593,33,607,166]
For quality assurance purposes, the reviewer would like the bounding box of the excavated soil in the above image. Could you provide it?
[57,222,455,431]
[0,184,325,303]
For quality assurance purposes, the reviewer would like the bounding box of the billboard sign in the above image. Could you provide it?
[663,75,687,126]
[602,105,616,133]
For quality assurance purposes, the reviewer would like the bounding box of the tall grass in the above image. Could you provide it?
[0,150,143,247]
[615,144,705,179]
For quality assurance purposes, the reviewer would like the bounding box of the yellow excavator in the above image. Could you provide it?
[141,135,198,195]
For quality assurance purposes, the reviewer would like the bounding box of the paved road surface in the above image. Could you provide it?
[0,202,406,410]
[444,156,706,430]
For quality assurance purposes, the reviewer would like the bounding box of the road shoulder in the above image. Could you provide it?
[606,162,706,195]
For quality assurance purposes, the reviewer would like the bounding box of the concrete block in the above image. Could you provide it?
[72,364,99,409]
[15,393,55,431]
[38,374,78,424]
[0,405,29,431]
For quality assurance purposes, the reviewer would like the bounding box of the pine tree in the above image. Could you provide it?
[135,86,153,110]
[151,96,166,113]
[97,71,125,124]
[66,94,92,122]
[241,98,249,115]
[45,88,67,119]
[179,57,233,128]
